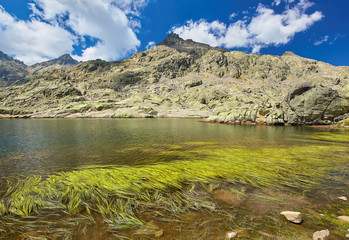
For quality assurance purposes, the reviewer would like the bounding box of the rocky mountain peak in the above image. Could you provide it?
[158,33,227,59]
[31,54,78,68]
[282,51,297,56]
[54,54,79,65]
[29,54,79,75]
[158,33,184,47]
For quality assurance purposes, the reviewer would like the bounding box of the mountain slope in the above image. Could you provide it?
[0,34,349,124]
[0,51,28,86]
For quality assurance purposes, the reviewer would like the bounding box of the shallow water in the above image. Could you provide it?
[0,118,339,179]
[0,119,348,239]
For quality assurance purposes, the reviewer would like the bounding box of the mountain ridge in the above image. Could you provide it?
[0,34,348,125]
[29,54,79,75]
[0,52,79,86]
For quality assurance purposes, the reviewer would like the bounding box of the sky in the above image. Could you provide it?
[0,0,348,66]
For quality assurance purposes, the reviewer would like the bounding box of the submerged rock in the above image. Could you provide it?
[135,220,163,237]
[338,216,349,222]
[225,231,237,239]
[313,229,330,240]
[338,196,348,201]
[280,211,303,224]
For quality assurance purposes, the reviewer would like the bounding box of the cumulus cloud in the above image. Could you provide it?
[172,0,323,53]
[0,0,147,65]
[0,6,75,64]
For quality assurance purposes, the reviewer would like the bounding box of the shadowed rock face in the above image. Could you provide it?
[0,52,79,86]
[0,34,349,124]
[0,51,28,86]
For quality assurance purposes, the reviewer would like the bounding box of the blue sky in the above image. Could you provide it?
[0,0,348,66]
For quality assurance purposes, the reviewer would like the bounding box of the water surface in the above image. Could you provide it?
[0,119,349,240]
[0,118,335,179]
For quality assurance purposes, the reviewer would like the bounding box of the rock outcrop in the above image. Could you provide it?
[287,85,349,124]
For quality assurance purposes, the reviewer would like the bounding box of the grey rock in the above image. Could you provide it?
[280,211,303,224]
[313,229,329,240]
[266,109,285,124]
[288,86,349,124]
[338,216,349,222]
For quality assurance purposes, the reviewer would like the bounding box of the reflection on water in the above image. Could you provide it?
[0,118,342,179]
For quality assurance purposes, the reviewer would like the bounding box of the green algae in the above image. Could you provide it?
[0,131,348,239]
[303,131,349,143]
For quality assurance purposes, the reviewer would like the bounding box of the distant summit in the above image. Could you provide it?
[29,54,79,75]
[0,51,79,85]
[33,54,78,67]
[158,33,227,59]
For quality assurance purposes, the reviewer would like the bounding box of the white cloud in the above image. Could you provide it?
[0,0,147,65]
[0,7,75,65]
[273,0,282,6]
[172,20,227,47]
[314,35,329,45]
[252,45,262,54]
[172,0,323,53]
[145,41,156,50]
[229,13,237,20]
[0,6,14,25]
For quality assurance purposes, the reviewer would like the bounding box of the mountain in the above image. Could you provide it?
[29,54,79,75]
[0,34,349,125]
[0,51,28,86]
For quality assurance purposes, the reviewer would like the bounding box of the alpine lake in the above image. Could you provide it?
[0,119,348,240]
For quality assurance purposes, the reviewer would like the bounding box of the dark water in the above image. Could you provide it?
[0,118,340,180]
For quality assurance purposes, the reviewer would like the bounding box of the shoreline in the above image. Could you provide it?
[1,114,349,129]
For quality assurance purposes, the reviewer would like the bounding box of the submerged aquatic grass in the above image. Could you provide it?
[0,131,348,239]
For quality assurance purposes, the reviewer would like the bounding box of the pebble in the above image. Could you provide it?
[225,231,237,239]
[338,196,348,201]
[338,216,349,222]
[313,229,329,240]
[155,229,164,238]
[280,211,303,224]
